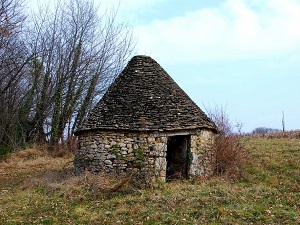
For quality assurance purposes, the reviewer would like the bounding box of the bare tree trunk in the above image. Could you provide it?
[282,111,285,132]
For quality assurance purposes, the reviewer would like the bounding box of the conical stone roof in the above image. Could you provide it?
[76,55,217,134]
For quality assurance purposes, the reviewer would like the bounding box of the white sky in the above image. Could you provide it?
[28,0,300,132]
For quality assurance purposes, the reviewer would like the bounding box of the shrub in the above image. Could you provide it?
[205,105,248,180]
[0,145,13,160]
[213,135,247,180]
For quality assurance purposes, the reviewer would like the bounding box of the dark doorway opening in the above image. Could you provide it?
[166,135,190,181]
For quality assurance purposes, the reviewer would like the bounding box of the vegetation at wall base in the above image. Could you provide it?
[1,137,299,224]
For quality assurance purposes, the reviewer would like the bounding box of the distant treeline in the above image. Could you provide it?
[251,127,282,134]
[242,130,300,139]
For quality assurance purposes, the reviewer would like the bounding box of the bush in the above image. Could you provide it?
[0,145,13,159]
[205,105,248,180]
[213,135,247,180]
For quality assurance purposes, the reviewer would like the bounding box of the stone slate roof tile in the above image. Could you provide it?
[76,55,217,133]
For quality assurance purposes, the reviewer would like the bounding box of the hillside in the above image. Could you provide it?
[0,138,299,224]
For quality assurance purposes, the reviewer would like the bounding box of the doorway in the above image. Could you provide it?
[166,135,190,181]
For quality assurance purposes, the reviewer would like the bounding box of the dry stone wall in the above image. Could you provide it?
[74,130,168,181]
[74,129,215,182]
[190,129,215,176]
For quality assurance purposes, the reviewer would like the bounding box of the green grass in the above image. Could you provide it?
[0,138,299,224]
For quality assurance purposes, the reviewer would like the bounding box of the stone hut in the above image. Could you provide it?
[74,55,217,182]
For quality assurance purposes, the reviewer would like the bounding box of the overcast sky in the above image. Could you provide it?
[29,0,300,132]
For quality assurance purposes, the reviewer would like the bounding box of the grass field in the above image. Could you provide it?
[0,138,299,224]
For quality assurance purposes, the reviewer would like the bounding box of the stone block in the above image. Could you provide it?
[101,155,107,160]
[94,153,101,159]
[148,159,155,165]
[86,154,94,159]
[104,160,112,165]
[107,154,116,159]
[94,137,102,142]
[147,137,155,143]
[119,143,126,147]
[90,143,97,149]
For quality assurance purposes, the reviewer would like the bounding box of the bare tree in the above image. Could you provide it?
[282,111,285,132]
[205,104,232,135]
[0,0,30,148]
[0,0,24,37]
[0,0,135,150]
[28,0,135,147]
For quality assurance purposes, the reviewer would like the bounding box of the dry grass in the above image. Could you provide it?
[0,144,132,196]
[0,144,73,189]
[1,138,299,224]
